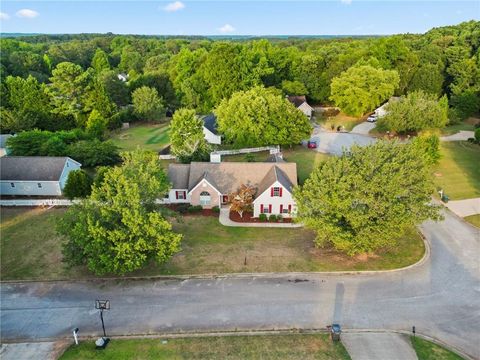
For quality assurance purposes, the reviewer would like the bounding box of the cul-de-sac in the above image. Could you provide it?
[0,2,479,359]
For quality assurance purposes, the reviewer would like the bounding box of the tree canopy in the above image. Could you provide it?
[330,65,400,116]
[215,86,312,147]
[377,91,449,133]
[132,86,165,121]
[58,150,181,275]
[294,140,441,256]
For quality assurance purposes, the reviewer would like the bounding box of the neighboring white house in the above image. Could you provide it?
[0,134,13,158]
[287,95,314,118]
[0,157,81,196]
[202,114,222,145]
[374,96,401,118]
[117,73,128,82]
[167,162,297,217]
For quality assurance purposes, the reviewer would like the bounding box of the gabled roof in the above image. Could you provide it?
[0,156,79,181]
[203,114,218,135]
[168,162,297,195]
[287,95,309,108]
[256,165,295,197]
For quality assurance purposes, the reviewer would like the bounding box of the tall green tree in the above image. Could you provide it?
[170,108,210,163]
[294,141,441,256]
[281,80,308,96]
[58,150,181,275]
[330,65,399,116]
[91,48,111,73]
[215,86,312,147]
[85,109,108,139]
[63,169,93,200]
[377,91,449,133]
[132,86,165,121]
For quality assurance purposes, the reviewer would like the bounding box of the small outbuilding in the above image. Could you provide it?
[287,95,314,118]
[0,156,81,196]
[202,114,222,145]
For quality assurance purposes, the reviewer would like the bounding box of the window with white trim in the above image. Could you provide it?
[262,205,271,214]
[273,187,281,196]
[281,207,289,214]
[176,191,186,200]
[10,183,15,188]
[37,183,42,188]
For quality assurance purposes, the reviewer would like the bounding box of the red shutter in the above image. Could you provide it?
[270,187,274,197]
[260,204,264,213]
[288,204,292,213]
[279,187,283,197]
[269,204,272,213]
[175,191,179,199]
[183,191,186,199]
[280,204,283,213]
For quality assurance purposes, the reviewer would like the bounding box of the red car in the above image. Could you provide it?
[307,141,317,149]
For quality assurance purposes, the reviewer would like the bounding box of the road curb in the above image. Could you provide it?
[0,230,430,284]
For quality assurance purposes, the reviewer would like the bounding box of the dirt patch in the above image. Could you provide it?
[465,117,480,125]
[229,211,293,223]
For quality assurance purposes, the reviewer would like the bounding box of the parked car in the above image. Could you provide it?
[307,140,317,149]
[367,115,377,122]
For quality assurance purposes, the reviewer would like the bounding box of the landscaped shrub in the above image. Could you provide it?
[277,214,283,222]
[322,108,340,117]
[187,205,203,213]
[258,213,267,221]
[176,204,190,214]
[269,214,277,222]
[212,206,220,213]
[63,170,93,200]
[475,128,480,143]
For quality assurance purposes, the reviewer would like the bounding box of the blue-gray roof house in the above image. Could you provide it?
[202,114,222,145]
[0,156,81,197]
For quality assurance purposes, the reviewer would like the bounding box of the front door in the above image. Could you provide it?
[199,191,211,206]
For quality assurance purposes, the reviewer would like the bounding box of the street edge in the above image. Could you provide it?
[0,229,430,284]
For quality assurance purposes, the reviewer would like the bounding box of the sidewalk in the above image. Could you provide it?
[444,198,480,217]
[219,208,303,228]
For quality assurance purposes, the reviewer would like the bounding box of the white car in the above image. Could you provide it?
[367,115,377,122]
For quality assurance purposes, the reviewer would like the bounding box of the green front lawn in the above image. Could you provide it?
[282,146,330,184]
[315,112,364,132]
[411,337,465,360]
[110,123,170,152]
[464,214,480,228]
[1,208,425,280]
[442,117,479,136]
[433,141,480,200]
[60,334,351,360]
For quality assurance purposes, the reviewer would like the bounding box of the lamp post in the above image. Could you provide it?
[95,300,110,349]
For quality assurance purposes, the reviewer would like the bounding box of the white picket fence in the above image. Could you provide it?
[210,145,280,163]
[0,199,78,206]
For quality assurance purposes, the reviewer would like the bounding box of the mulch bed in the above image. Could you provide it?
[229,211,292,223]
[164,204,218,217]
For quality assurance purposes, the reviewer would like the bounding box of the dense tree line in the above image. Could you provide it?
[1,21,478,136]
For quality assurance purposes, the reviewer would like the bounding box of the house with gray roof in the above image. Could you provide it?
[0,157,81,197]
[167,161,298,217]
[287,95,314,118]
[202,114,222,145]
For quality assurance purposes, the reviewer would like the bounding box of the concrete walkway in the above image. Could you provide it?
[218,208,303,228]
[342,332,418,360]
[440,131,475,141]
[350,122,376,135]
[444,198,480,217]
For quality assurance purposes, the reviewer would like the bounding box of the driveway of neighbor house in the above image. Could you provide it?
[0,341,67,360]
[440,131,475,142]
[1,209,479,359]
[310,127,377,155]
[341,332,417,360]
[218,207,302,228]
[350,122,377,135]
[444,198,480,218]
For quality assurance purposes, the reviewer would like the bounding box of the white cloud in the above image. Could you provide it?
[0,12,10,20]
[163,1,185,12]
[16,9,39,18]
[218,24,235,33]
[340,0,352,4]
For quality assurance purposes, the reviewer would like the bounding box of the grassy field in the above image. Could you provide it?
[441,117,479,136]
[464,214,480,228]
[221,146,330,185]
[60,334,351,360]
[1,208,424,280]
[411,337,465,360]
[110,123,170,152]
[433,141,480,200]
[315,112,364,132]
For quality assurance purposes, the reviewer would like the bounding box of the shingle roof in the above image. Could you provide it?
[287,95,308,108]
[168,162,297,195]
[256,165,295,197]
[202,114,218,135]
[0,156,75,181]
[168,164,190,189]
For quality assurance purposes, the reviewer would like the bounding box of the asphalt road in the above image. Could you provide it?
[1,210,479,358]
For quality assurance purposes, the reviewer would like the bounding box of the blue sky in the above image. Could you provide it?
[0,1,478,36]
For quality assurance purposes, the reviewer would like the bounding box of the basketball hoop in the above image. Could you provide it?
[95,300,110,310]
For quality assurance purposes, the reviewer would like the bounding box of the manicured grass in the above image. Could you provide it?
[315,112,364,132]
[110,122,170,152]
[433,141,480,200]
[0,208,425,280]
[441,117,479,136]
[411,336,465,360]
[464,214,480,228]
[282,146,330,184]
[221,151,271,163]
[60,334,351,360]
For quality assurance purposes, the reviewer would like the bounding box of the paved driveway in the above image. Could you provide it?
[350,122,377,135]
[310,129,377,155]
[445,198,480,217]
[440,131,475,141]
[1,210,479,359]
[342,332,417,360]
